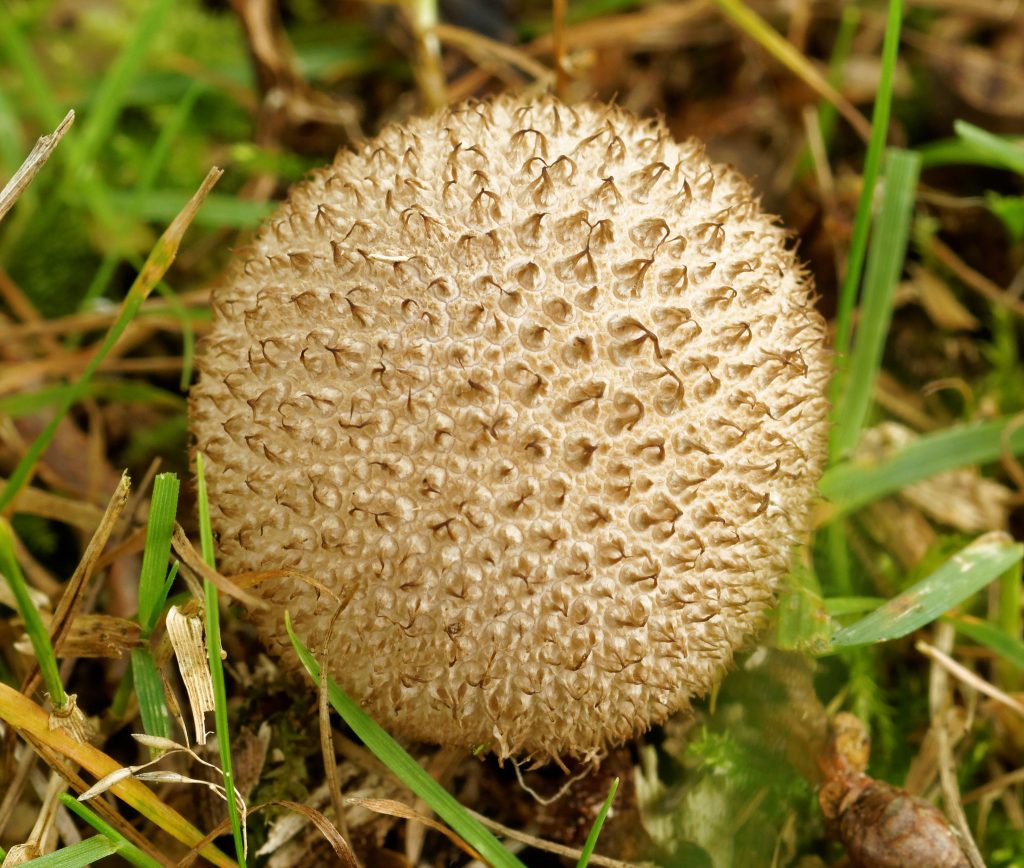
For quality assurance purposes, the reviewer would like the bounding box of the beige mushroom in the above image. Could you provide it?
[190,94,830,762]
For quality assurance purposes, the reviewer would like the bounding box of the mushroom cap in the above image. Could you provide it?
[190,94,830,762]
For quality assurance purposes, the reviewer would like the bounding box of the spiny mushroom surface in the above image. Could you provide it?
[190,94,830,762]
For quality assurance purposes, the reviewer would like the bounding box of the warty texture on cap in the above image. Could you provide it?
[190,94,831,762]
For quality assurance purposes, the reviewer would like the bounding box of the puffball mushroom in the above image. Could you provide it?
[190,94,830,762]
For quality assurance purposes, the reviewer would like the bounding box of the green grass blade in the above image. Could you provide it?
[829,0,905,369]
[831,534,1024,647]
[75,79,205,331]
[0,517,65,706]
[996,558,1023,689]
[816,6,860,150]
[954,120,1024,175]
[830,149,922,460]
[775,559,831,653]
[195,453,246,867]
[950,616,1024,671]
[819,415,1024,517]
[58,792,165,868]
[0,167,221,514]
[0,84,26,178]
[138,82,205,192]
[823,521,853,595]
[575,777,618,868]
[108,190,273,229]
[824,597,886,617]
[0,0,134,235]
[285,613,524,868]
[0,6,65,129]
[137,473,180,635]
[160,561,180,616]
[919,132,1024,169]
[0,381,185,418]
[195,452,216,566]
[21,836,117,867]
[160,282,196,391]
[130,649,170,742]
[66,0,174,181]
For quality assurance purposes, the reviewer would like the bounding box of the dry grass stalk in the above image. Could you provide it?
[0,111,74,224]
[924,622,988,868]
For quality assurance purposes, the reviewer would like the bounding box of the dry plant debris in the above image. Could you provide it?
[816,705,976,868]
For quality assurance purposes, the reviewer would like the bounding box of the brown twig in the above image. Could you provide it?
[0,285,209,341]
[526,1,709,54]
[0,745,37,841]
[434,22,554,86]
[927,235,1024,318]
[449,2,710,102]
[0,270,62,357]
[923,623,988,868]
[318,603,354,860]
[964,766,1024,805]
[170,524,268,612]
[2,482,107,531]
[18,474,131,706]
[919,637,1024,719]
[231,0,360,146]
[404,746,463,863]
[463,804,650,868]
[710,0,872,140]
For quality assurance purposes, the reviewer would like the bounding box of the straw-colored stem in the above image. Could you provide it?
[406,0,447,111]
[552,0,569,99]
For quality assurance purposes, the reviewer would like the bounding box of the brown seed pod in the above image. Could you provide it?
[819,713,970,868]
[190,94,831,761]
[820,776,971,868]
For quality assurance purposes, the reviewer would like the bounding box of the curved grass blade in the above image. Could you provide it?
[832,534,1024,648]
[954,120,1024,175]
[66,0,173,182]
[827,0,904,367]
[576,777,618,868]
[137,473,180,635]
[0,380,184,418]
[775,559,832,654]
[195,454,247,867]
[830,149,922,460]
[20,836,116,867]
[709,0,870,140]
[286,612,524,868]
[825,597,886,618]
[107,190,272,229]
[949,615,1024,672]
[0,517,64,706]
[819,416,1024,518]
[58,792,164,868]
[130,649,170,742]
